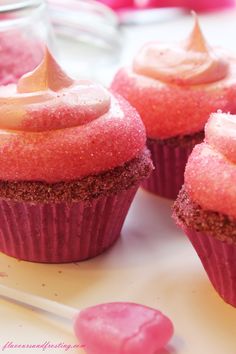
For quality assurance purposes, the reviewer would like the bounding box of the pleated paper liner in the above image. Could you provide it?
[142,134,203,200]
[183,226,236,307]
[0,186,137,263]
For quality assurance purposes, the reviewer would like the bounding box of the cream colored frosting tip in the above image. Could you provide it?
[17,48,74,93]
[186,13,208,52]
[133,14,229,85]
[0,50,146,183]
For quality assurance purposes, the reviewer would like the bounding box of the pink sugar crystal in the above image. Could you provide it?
[0,95,145,182]
[185,143,236,219]
[205,112,236,164]
[0,48,146,182]
[74,302,174,354]
[111,68,236,139]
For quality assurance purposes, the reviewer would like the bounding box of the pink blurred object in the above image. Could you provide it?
[97,0,235,11]
[0,32,44,85]
[99,0,133,9]
[155,0,235,12]
[0,1,53,85]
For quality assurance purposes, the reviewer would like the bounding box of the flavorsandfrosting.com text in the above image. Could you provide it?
[1,341,85,352]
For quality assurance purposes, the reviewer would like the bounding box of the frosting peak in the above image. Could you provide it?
[186,14,208,53]
[133,15,229,86]
[0,48,111,132]
[17,49,74,93]
[0,51,146,182]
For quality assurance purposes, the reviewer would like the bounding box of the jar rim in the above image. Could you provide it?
[0,0,42,13]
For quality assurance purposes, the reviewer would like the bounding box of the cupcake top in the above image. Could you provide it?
[0,50,146,183]
[133,17,228,86]
[185,112,236,219]
[111,16,236,139]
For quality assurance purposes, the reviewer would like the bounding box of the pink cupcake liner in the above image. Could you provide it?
[142,140,197,199]
[183,226,236,307]
[0,186,137,263]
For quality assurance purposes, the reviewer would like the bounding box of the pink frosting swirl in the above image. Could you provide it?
[0,50,146,182]
[185,112,236,219]
[111,16,236,139]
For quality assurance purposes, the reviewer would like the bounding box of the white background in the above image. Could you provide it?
[1,7,236,354]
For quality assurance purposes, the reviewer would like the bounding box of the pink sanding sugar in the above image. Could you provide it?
[111,68,236,139]
[0,94,146,182]
[0,31,44,85]
[185,113,236,219]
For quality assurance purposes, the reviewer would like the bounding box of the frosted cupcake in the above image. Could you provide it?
[0,50,153,263]
[173,112,236,306]
[111,16,236,199]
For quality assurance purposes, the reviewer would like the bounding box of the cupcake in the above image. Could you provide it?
[173,112,236,306]
[111,16,236,199]
[0,50,153,263]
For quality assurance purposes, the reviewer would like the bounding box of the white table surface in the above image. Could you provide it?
[1,7,236,354]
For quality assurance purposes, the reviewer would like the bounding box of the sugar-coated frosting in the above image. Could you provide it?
[111,16,236,139]
[185,112,236,219]
[0,50,146,182]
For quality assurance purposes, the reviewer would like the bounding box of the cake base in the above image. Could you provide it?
[0,148,153,263]
[0,187,137,263]
[173,187,236,307]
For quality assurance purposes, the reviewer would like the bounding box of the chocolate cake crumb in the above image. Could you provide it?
[173,187,236,244]
[0,148,153,203]
[148,130,204,148]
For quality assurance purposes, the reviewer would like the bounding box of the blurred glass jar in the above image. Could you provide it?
[0,0,54,85]
[48,0,122,85]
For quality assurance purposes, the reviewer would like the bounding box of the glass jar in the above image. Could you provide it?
[0,0,54,85]
[48,0,122,84]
